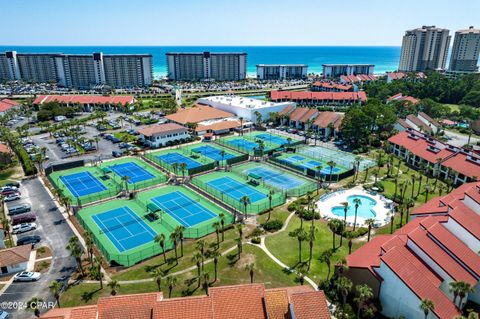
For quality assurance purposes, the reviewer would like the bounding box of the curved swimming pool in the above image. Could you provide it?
[331,195,377,218]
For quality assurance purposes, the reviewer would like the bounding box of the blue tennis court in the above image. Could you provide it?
[192,145,235,162]
[281,155,306,164]
[256,133,289,145]
[151,191,217,227]
[109,162,155,184]
[60,171,107,198]
[92,206,157,252]
[157,152,201,169]
[207,176,266,203]
[301,161,342,174]
[227,139,259,151]
[246,166,304,190]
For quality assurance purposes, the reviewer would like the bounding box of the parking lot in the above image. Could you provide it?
[1,178,76,319]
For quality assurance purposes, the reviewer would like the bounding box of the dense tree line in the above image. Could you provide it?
[36,101,82,122]
[364,72,480,107]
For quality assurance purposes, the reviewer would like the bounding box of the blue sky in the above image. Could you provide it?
[2,0,478,46]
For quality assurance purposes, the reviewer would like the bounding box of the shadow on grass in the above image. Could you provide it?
[81,287,103,303]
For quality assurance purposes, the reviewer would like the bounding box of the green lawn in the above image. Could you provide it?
[61,244,297,307]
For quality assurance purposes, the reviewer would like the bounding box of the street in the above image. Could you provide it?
[0,177,76,319]
[443,129,480,148]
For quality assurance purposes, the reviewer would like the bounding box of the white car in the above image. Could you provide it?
[12,223,37,234]
[4,193,20,202]
[13,271,41,282]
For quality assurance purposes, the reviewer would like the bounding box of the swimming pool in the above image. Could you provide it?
[331,195,377,218]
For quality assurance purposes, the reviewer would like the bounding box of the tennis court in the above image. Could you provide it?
[245,166,304,190]
[157,152,202,169]
[255,133,289,145]
[207,176,267,203]
[226,138,259,151]
[191,145,235,162]
[59,171,107,198]
[275,153,349,175]
[150,191,217,227]
[108,162,155,184]
[301,160,342,174]
[92,206,157,252]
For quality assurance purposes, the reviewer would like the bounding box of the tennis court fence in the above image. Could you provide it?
[144,152,215,176]
[230,165,317,197]
[297,147,376,171]
[226,154,249,165]
[191,178,286,214]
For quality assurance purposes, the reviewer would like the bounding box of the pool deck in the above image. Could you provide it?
[316,187,393,227]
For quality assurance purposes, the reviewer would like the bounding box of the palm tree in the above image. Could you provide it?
[179,162,187,179]
[26,297,44,317]
[354,156,362,181]
[328,219,342,251]
[424,185,432,203]
[49,281,63,308]
[336,276,353,308]
[308,225,317,270]
[84,231,94,264]
[352,198,362,231]
[319,249,332,280]
[151,268,165,292]
[340,202,349,246]
[66,236,84,276]
[122,175,130,193]
[243,263,256,284]
[1,217,12,246]
[211,250,221,282]
[169,231,179,264]
[449,281,461,306]
[365,218,376,242]
[192,252,202,282]
[419,298,435,319]
[239,195,251,219]
[289,227,308,263]
[239,117,244,136]
[154,234,167,263]
[268,190,274,217]
[219,150,226,167]
[212,222,221,248]
[457,281,474,309]
[196,239,207,272]
[315,165,323,193]
[107,280,120,296]
[327,160,337,185]
[219,213,226,242]
[171,162,179,175]
[203,273,210,295]
[175,226,185,257]
[167,276,178,298]
[355,284,374,319]
[236,237,243,258]
[92,256,104,289]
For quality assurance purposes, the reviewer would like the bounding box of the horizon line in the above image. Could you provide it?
[0,44,402,47]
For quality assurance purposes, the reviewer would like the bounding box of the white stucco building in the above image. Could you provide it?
[197,95,293,122]
[137,123,189,148]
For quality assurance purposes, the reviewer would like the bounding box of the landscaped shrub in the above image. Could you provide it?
[251,237,261,244]
[287,202,299,212]
[13,144,37,176]
[301,210,320,221]
[342,227,368,238]
[248,227,263,238]
[261,219,283,232]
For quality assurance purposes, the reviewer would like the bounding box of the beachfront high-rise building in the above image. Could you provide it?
[166,52,247,81]
[256,64,308,80]
[399,25,451,72]
[322,64,374,78]
[449,26,480,73]
[0,51,153,88]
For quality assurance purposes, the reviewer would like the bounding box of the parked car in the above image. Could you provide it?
[12,223,37,234]
[13,271,41,282]
[0,309,10,319]
[112,150,124,158]
[4,193,21,202]
[8,203,31,216]
[12,213,36,226]
[16,235,41,246]
[4,181,20,188]
[111,137,121,144]
[0,189,20,196]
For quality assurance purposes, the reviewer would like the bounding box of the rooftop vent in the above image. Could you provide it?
[466,155,480,165]
[408,134,419,140]
[427,145,440,154]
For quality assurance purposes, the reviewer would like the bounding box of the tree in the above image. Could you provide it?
[336,276,353,308]
[167,276,178,298]
[340,202,349,246]
[245,263,255,283]
[171,162,179,175]
[91,256,104,289]
[319,249,333,280]
[419,298,435,319]
[84,231,94,264]
[327,160,337,185]
[239,195,251,219]
[154,234,167,263]
[107,280,120,296]
[203,273,210,295]
[169,231,179,264]
[122,175,130,193]
[315,165,323,193]
[457,281,474,309]
[196,239,207,272]
[212,222,221,248]
[66,236,84,276]
[1,217,12,245]
[355,284,374,319]
[26,297,44,317]
[352,198,362,232]
[49,281,63,308]
[365,218,376,242]
[328,219,342,251]
[179,162,187,180]
[211,250,221,282]
[289,227,308,263]
[192,252,202,284]
[219,213,226,242]
[151,268,165,292]
[175,225,185,257]
[254,111,262,127]
[307,225,317,270]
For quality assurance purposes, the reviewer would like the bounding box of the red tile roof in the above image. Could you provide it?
[0,245,31,267]
[388,93,420,105]
[380,246,460,319]
[137,123,188,137]
[440,151,480,180]
[289,107,310,122]
[0,98,20,112]
[312,81,352,91]
[388,131,454,163]
[97,292,162,319]
[339,74,376,84]
[418,112,441,128]
[298,108,319,124]
[195,120,241,133]
[313,111,344,129]
[209,284,267,319]
[0,143,11,154]
[270,90,367,103]
[165,104,235,124]
[33,95,134,106]
[265,289,290,319]
[387,72,427,81]
[153,295,212,319]
[290,291,331,319]
[278,104,295,116]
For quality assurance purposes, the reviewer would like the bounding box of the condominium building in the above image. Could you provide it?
[322,64,374,78]
[399,25,451,72]
[256,64,308,80]
[166,52,247,81]
[449,26,480,72]
[0,51,153,88]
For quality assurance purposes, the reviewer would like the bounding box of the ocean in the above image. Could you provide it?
[0,46,401,79]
